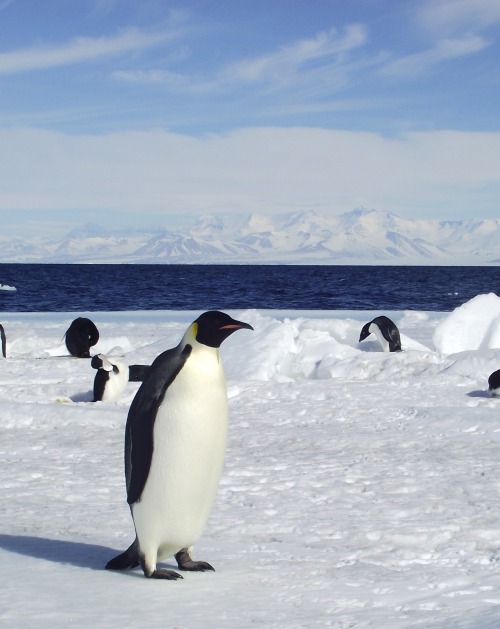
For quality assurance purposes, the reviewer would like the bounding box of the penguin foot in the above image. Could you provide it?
[149,569,183,580]
[175,549,215,572]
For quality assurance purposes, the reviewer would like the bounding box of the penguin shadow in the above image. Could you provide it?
[69,389,94,403]
[357,341,382,353]
[0,533,115,571]
[467,390,491,398]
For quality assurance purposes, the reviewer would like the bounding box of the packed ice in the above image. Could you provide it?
[1,294,499,627]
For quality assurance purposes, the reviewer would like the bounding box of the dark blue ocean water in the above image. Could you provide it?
[0,264,498,312]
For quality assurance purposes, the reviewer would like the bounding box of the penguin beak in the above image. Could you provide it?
[220,321,254,332]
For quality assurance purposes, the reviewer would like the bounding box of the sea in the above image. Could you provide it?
[0,263,499,313]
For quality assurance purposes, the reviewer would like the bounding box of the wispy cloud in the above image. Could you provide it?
[0,26,181,75]
[380,34,488,78]
[221,24,367,86]
[378,0,500,79]
[113,24,369,98]
[419,0,500,35]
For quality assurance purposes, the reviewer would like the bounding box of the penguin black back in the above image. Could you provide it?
[65,317,99,358]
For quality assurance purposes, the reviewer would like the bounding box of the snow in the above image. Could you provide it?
[1,296,500,628]
[2,208,500,264]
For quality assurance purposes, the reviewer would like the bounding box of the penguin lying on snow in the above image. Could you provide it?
[106,311,253,580]
[0,323,6,358]
[65,317,99,358]
[488,369,500,397]
[91,354,150,402]
[359,315,402,352]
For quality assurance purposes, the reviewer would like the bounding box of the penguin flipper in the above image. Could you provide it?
[128,364,150,382]
[0,324,6,358]
[105,538,140,570]
[125,345,192,506]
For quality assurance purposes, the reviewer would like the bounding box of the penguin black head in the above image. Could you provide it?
[488,369,500,396]
[194,311,253,348]
[359,321,372,342]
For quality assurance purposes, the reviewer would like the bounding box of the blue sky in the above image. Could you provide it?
[1,0,500,238]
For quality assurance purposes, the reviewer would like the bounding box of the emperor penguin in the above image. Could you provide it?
[488,369,500,397]
[0,323,6,358]
[65,317,99,358]
[91,354,150,402]
[106,310,253,580]
[359,315,402,352]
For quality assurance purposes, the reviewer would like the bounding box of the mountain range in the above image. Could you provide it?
[1,208,500,265]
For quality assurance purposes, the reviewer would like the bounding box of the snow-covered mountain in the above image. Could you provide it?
[2,208,500,264]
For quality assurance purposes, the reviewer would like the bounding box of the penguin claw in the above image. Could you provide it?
[149,569,183,580]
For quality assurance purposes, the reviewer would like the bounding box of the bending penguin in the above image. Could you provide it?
[359,315,402,352]
[105,310,253,579]
[0,323,6,358]
[91,354,150,402]
[488,369,500,397]
[65,317,99,358]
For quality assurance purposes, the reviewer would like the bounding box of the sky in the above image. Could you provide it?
[1,0,500,239]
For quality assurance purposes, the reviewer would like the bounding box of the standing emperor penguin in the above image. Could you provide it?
[106,311,253,580]
[359,316,402,352]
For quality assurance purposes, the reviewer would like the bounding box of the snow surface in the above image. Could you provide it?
[1,296,500,628]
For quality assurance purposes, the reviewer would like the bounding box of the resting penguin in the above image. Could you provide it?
[488,369,500,397]
[0,323,6,358]
[105,311,253,579]
[359,315,402,352]
[65,317,99,358]
[91,354,151,402]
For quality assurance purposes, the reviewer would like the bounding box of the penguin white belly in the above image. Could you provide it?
[101,362,129,401]
[370,323,390,352]
[132,348,228,561]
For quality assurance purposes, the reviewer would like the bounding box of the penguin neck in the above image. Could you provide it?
[180,323,221,362]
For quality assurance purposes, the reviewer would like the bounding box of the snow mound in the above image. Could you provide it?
[433,293,500,354]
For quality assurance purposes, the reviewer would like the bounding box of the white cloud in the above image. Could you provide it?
[0,127,499,222]
[0,26,180,75]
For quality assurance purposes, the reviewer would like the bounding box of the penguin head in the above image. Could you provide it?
[193,311,253,348]
[359,321,372,342]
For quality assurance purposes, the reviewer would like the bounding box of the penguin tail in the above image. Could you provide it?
[105,538,140,571]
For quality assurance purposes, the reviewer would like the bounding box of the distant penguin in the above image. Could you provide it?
[359,316,402,352]
[91,354,150,402]
[0,323,6,358]
[106,311,253,580]
[65,317,99,358]
[488,369,500,397]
